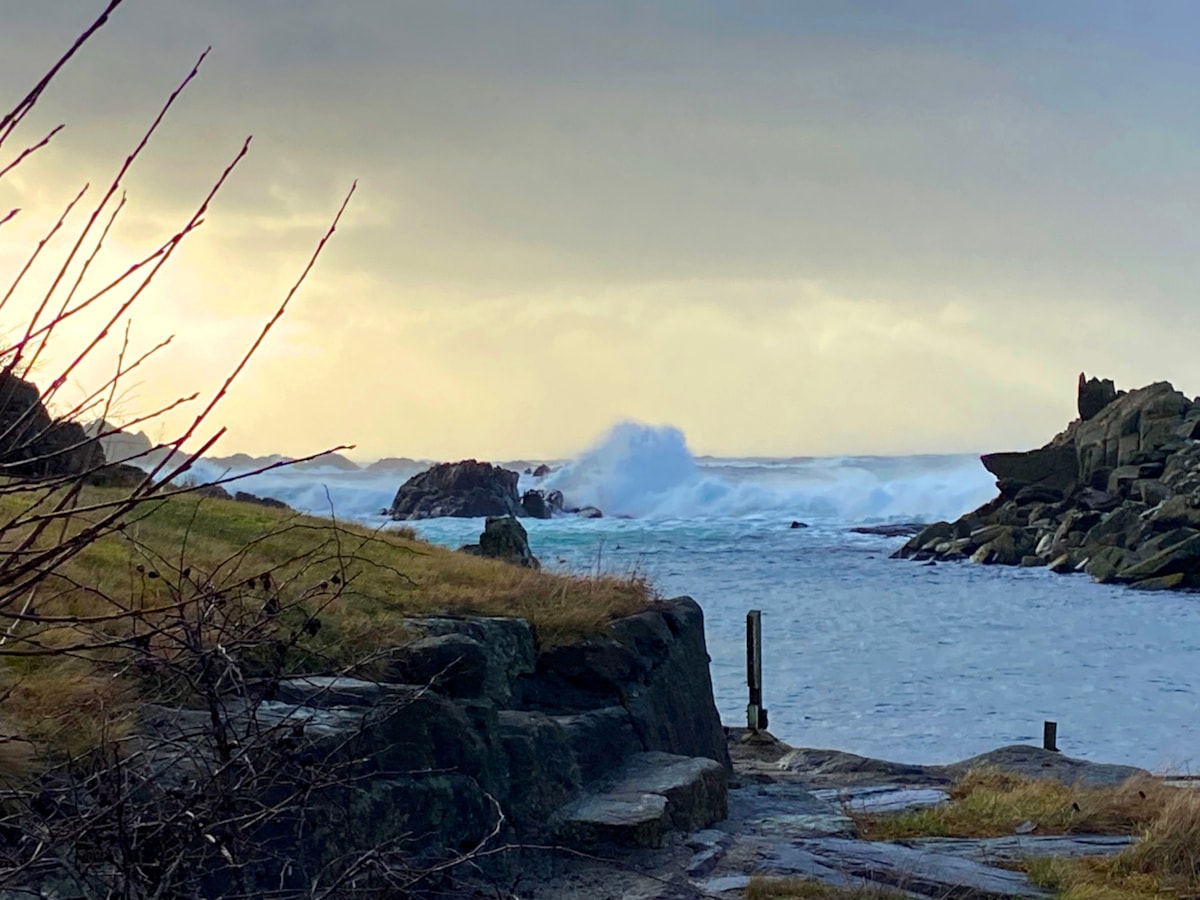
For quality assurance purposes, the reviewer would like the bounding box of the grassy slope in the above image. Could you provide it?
[0,485,651,756]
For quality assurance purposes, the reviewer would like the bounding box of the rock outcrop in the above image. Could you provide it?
[84,597,728,896]
[389,459,524,519]
[0,373,105,478]
[459,515,540,568]
[895,375,1200,591]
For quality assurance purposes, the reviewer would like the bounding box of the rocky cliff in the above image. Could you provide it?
[895,375,1200,590]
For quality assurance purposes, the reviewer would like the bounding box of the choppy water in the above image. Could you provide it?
[186,423,1200,772]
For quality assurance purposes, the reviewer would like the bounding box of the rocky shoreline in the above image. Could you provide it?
[510,730,1155,899]
[894,374,1200,591]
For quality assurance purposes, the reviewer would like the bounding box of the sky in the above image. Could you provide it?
[2,0,1199,461]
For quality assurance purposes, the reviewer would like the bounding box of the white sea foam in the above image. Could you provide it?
[539,421,995,522]
[170,422,995,525]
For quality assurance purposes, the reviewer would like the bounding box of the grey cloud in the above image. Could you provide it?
[8,2,1200,308]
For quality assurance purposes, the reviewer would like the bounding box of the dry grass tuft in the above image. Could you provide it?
[1123,788,1200,883]
[852,765,1176,840]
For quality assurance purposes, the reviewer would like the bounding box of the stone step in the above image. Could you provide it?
[555,751,727,849]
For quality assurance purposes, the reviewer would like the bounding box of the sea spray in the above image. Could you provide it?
[172,422,996,524]
[538,421,996,522]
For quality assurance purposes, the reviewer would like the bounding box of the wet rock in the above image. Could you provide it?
[790,520,809,529]
[459,515,540,568]
[389,459,523,519]
[849,523,925,537]
[533,463,553,477]
[521,488,552,519]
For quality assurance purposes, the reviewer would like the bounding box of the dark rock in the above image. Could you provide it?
[0,373,105,478]
[981,445,1078,495]
[521,489,551,519]
[546,489,565,513]
[387,633,491,698]
[1076,487,1122,512]
[460,516,540,568]
[1083,503,1147,549]
[195,483,232,500]
[1048,554,1077,574]
[83,463,147,488]
[790,520,809,529]
[575,506,603,519]
[1077,372,1118,421]
[848,523,924,537]
[389,459,523,520]
[1084,545,1136,583]
[1013,484,1064,505]
[1117,533,1200,582]
[233,491,291,510]
[555,751,726,848]
[533,464,553,477]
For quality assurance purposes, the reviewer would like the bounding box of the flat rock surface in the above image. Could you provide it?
[515,731,1150,899]
[903,834,1134,864]
[767,837,1051,899]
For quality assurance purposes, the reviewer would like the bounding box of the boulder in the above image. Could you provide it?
[533,464,553,477]
[389,459,523,519]
[459,516,540,568]
[521,489,552,519]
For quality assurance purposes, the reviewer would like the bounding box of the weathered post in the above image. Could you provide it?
[746,610,767,732]
[1043,720,1058,752]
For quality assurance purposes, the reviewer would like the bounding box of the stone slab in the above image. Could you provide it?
[768,837,1052,899]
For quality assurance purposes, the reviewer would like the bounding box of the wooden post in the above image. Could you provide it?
[1043,720,1058,752]
[746,610,767,731]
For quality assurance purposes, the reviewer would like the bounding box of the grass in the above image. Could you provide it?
[848,767,1200,900]
[0,483,654,758]
[850,766,1173,840]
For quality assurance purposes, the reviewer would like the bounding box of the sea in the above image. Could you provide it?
[186,422,1200,773]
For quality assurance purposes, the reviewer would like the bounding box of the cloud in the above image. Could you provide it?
[3,1,1200,459]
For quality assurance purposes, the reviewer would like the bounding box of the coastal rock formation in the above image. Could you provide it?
[894,374,1200,591]
[459,515,540,568]
[0,373,105,478]
[389,459,524,519]
[29,596,726,896]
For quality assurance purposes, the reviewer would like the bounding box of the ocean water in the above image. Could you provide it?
[186,424,1200,772]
